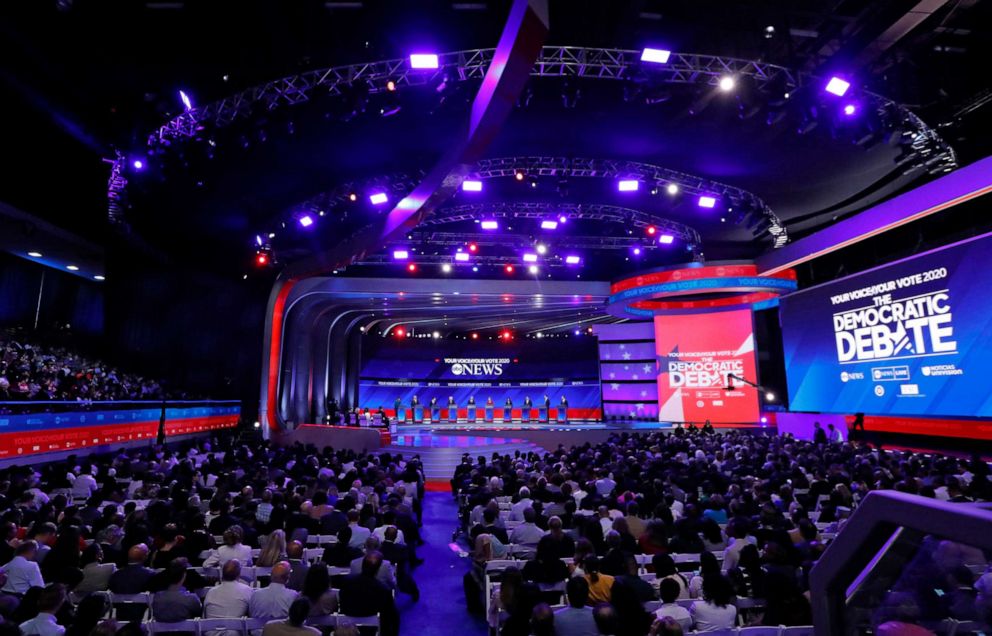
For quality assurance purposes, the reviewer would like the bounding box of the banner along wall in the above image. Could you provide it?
[780,231,992,417]
[654,309,760,423]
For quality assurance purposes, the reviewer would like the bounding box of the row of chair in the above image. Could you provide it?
[141,615,379,635]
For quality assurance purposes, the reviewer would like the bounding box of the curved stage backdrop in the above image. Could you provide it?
[358,338,602,419]
[781,231,992,417]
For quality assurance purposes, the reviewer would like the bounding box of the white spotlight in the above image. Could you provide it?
[718,76,736,92]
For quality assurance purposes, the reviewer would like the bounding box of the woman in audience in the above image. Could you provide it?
[42,524,82,583]
[301,563,338,616]
[690,575,737,632]
[652,554,689,600]
[698,519,727,552]
[611,578,654,636]
[65,593,110,636]
[521,536,569,591]
[150,524,186,569]
[203,525,252,567]
[639,520,670,556]
[257,529,287,567]
[582,556,615,605]
[688,551,721,599]
[728,544,765,600]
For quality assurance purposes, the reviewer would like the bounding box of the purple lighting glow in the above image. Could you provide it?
[565,255,581,265]
[618,179,639,192]
[480,220,499,230]
[454,252,470,262]
[558,215,568,224]
[409,53,439,69]
[633,247,642,256]
[369,192,389,205]
[462,180,483,192]
[540,220,559,230]
[179,90,193,111]
[132,159,144,170]
[825,76,851,97]
[298,215,314,228]
[392,250,409,260]
[843,103,857,116]
[522,253,538,263]
[640,48,672,64]
[698,195,717,208]
[658,234,675,244]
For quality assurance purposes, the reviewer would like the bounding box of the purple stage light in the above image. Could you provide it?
[574,329,581,335]
[393,250,409,260]
[540,220,559,230]
[454,252,470,262]
[558,215,567,224]
[658,234,675,244]
[480,220,499,230]
[409,53,439,69]
[369,192,389,205]
[179,90,193,111]
[697,195,717,208]
[618,179,639,192]
[760,416,768,424]
[825,76,851,97]
[132,159,144,170]
[462,180,483,192]
[522,253,538,263]
[298,215,314,228]
[843,103,857,116]
[565,255,581,265]
[632,247,642,256]
[640,48,672,64]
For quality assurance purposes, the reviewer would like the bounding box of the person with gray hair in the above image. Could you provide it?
[203,559,253,636]
[250,561,298,621]
[509,487,533,522]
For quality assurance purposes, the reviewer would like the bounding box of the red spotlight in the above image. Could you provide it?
[407,263,417,272]
[502,330,512,340]
[471,332,479,340]
[467,243,478,253]
[255,252,269,266]
[395,327,406,338]
[505,265,514,274]
[646,225,657,236]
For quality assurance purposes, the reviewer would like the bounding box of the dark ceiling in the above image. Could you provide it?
[2,0,990,281]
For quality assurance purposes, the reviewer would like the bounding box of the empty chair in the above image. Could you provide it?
[111,592,151,622]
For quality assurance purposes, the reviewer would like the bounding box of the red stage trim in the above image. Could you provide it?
[847,414,992,441]
[384,408,601,420]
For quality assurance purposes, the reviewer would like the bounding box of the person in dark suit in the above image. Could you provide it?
[380,527,419,602]
[469,508,509,545]
[523,396,532,408]
[285,541,309,592]
[322,527,360,568]
[339,552,399,636]
[108,544,155,594]
[813,421,827,444]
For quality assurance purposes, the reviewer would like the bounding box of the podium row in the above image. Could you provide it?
[397,406,567,425]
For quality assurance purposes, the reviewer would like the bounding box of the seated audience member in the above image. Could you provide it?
[64,594,110,636]
[260,598,320,636]
[592,603,618,635]
[522,536,569,588]
[544,516,575,559]
[509,488,534,522]
[688,552,721,599]
[2,540,45,594]
[301,563,338,616]
[346,510,370,549]
[654,578,692,633]
[108,543,155,593]
[153,559,203,622]
[531,602,556,636]
[728,544,765,599]
[690,575,737,632]
[20,583,67,636]
[349,537,395,588]
[582,556,614,606]
[612,579,654,636]
[652,554,689,600]
[75,544,116,594]
[339,552,399,636]
[494,567,540,636]
[554,577,598,636]
[204,526,253,568]
[322,527,360,568]
[650,617,685,636]
[762,571,813,627]
[470,507,509,545]
[204,559,254,635]
[256,530,287,568]
[150,524,186,569]
[509,507,546,553]
[250,561,298,620]
[285,541,309,591]
[616,553,656,604]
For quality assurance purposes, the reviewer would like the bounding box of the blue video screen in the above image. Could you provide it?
[780,232,992,417]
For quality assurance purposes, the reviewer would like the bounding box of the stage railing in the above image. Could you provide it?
[0,399,240,460]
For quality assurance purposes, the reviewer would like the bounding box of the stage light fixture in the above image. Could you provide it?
[432,331,440,339]
[386,80,397,92]
[514,169,525,181]
[462,180,483,192]
[179,90,193,111]
[66,265,80,271]
[825,76,851,97]
[132,159,145,170]
[298,215,314,228]
[718,76,736,92]
[843,103,857,116]
[255,252,270,266]
[471,332,479,340]
[564,255,581,265]
[481,220,499,230]
[698,195,717,208]
[528,265,539,275]
[396,327,406,338]
[348,193,358,202]
[94,275,105,281]
[760,416,769,424]
[558,215,568,224]
[522,253,538,263]
[27,252,42,258]
[409,53,439,69]
[393,250,409,260]
[505,265,514,274]
[618,179,639,192]
[467,243,478,253]
[407,263,417,272]
[765,391,776,402]
[454,252,470,262]
[369,192,389,205]
[540,220,558,230]
[472,266,479,272]
[658,234,675,244]
[441,264,452,273]
[502,330,512,340]
[632,247,641,256]
[536,244,548,255]
[640,47,672,64]
[666,183,679,195]
[646,225,657,236]
[574,329,581,335]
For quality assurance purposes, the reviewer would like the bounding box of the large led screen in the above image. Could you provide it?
[654,309,760,423]
[780,232,992,417]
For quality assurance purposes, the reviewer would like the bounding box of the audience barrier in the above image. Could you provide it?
[0,400,240,459]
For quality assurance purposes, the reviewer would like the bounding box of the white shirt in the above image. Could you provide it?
[204,580,254,618]
[72,474,99,498]
[20,612,64,636]
[690,600,737,632]
[2,555,45,594]
[509,523,546,548]
[509,498,533,522]
[203,544,254,567]
[372,526,405,545]
[594,478,616,496]
[655,604,692,633]
[249,583,298,619]
[347,524,371,549]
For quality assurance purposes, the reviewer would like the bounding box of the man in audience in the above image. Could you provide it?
[531,602,555,636]
[592,603,618,635]
[509,487,533,522]
[509,507,546,552]
[349,537,395,588]
[339,552,399,636]
[30,523,57,563]
[654,578,692,632]
[204,559,254,634]
[250,561,298,620]
[554,577,598,636]
[470,507,509,544]
[152,559,203,622]
[284,541,309,591]
[346,510,370,548]
[1,540,44,594]
[19,583,66,636]
[108,543,155,593]
[380,526,419,601]
[261,598,320,636]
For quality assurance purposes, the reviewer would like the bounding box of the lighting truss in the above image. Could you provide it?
[401,230,682,252]
[149,46,955,179]
[105,152,129,227]
[421,202,703,245]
